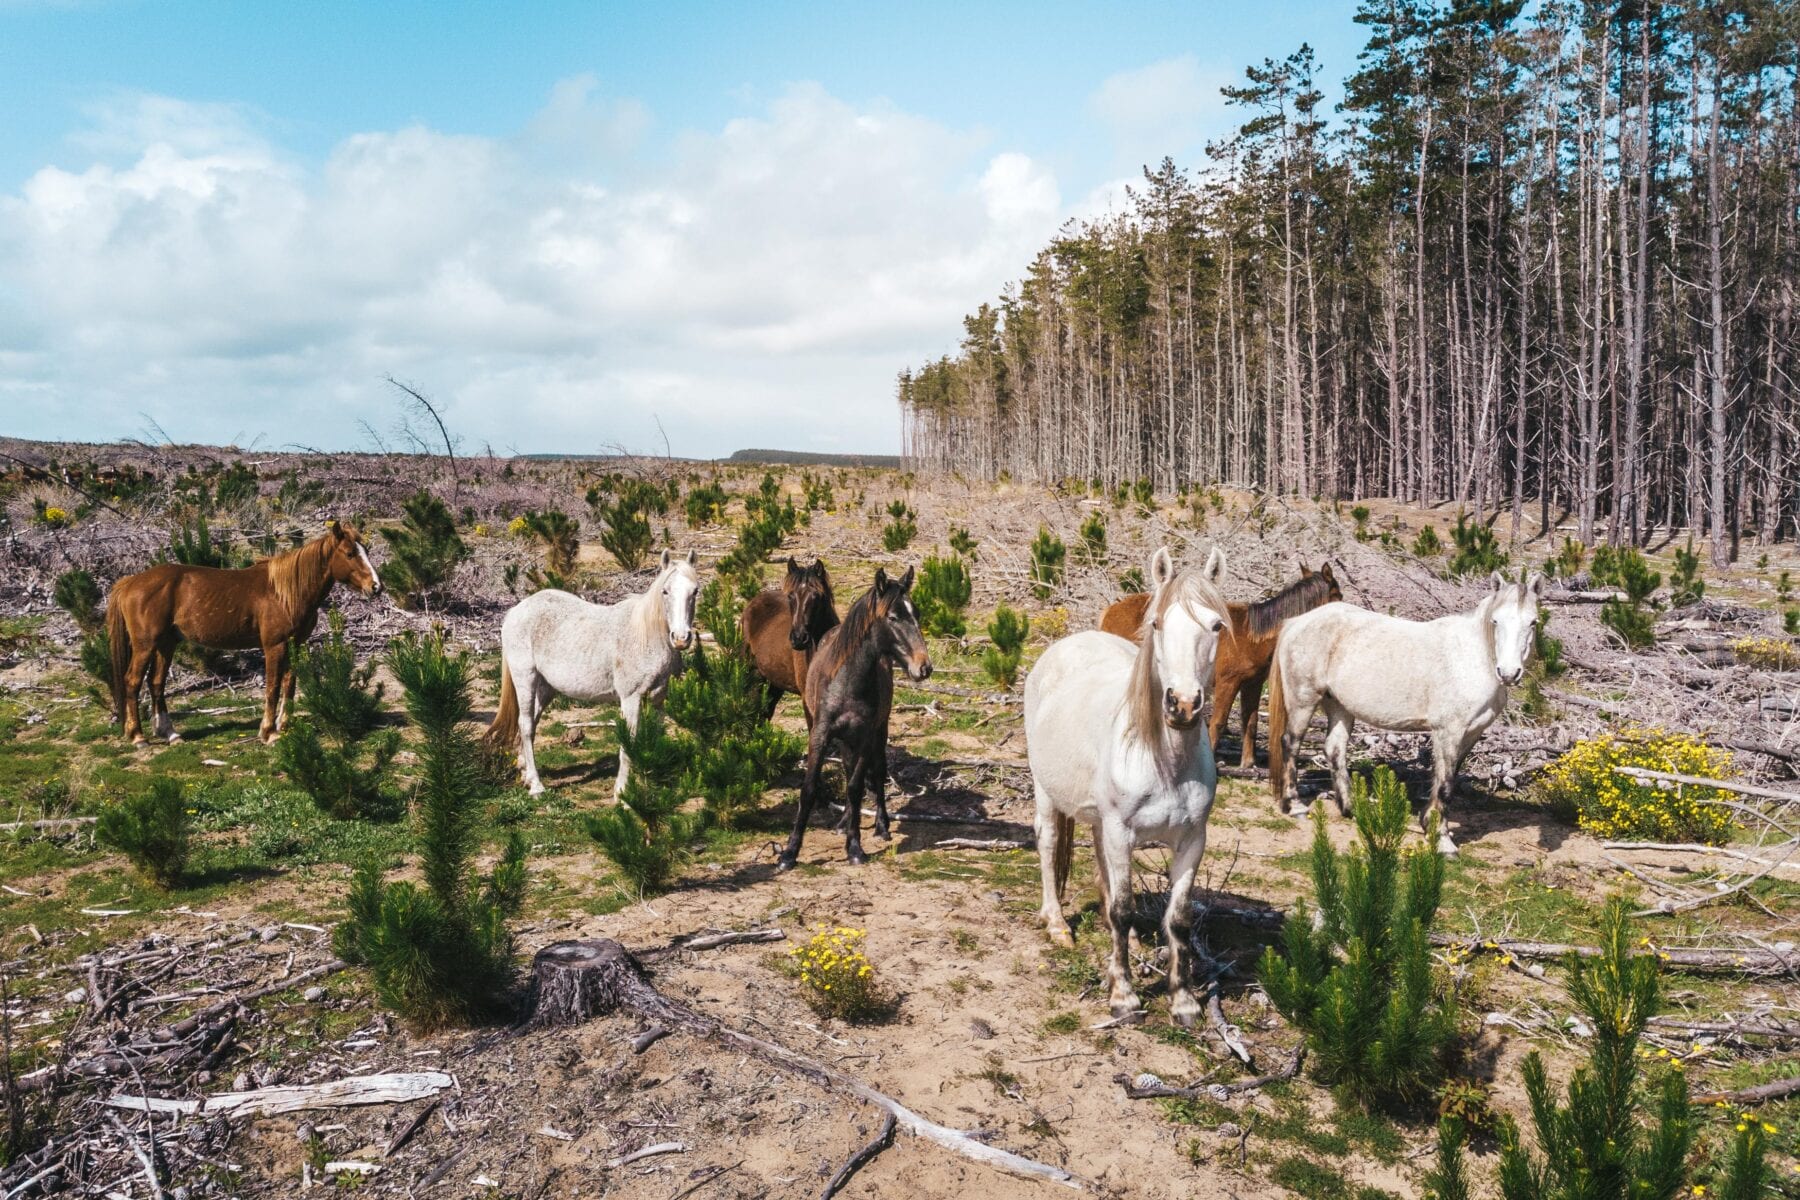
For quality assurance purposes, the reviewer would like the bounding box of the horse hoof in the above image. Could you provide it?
[1171,1002,1202,1029]
[131,736,148,748]
[846,850,868,866]
[873,824,891,841]
[774,855,797,874]
[1047,928,1074,949]
[1437,836,1459,857]
[166,733,182,745]
[1108,1000,1145,1024]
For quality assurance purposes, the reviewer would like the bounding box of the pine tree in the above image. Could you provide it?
[1030,528,1066,599]
[379,490,469,610]
[981,603,1030,689]
[587,477,668,570]
[96,778,190,889]
[334,630,523,1030]
[585,706,697,893]
[1259,766,1454,1106]
[914,552,972,638]
[276,611,399,820]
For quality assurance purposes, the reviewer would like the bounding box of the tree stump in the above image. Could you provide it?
[523,939,685,1030]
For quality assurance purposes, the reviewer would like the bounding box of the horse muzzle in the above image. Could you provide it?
[906,656,933,682]
[1496,667,1524,686]
[789,631,814,651]
[671,631,698,651]
[1163,690,1203,730]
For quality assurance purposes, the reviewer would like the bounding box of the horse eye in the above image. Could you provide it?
[1212,620,1224,633]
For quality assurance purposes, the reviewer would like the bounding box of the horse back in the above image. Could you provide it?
[743,589,802,693]
[1098,592,1149,639]
[115,561,272,650]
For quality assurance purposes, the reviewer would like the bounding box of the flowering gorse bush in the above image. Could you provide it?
[1536,728,1737,845]
[788,925,885,1021]
[1732,636,1798,671]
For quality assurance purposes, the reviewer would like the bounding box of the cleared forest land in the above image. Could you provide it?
[1,441,1796,1198]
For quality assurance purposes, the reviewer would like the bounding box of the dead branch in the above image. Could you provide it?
[1691,1075,1800,1106]
[1116,1045,1305,1102]
[820,1112,897,1200]
[104,1071,452,1117]
[521,939,1080,1189]
[1428,934,1797,978]
[1613,765,1800,805]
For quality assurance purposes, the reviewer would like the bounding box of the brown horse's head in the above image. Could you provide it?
[1299,560,1345,604]
[872,565,931,682]
[782,556,835,651]
[325,520,383,597]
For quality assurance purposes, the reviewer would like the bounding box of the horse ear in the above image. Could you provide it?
[1149,547,1176,590]
[1527,571,1546,599]
[686,549,697,566]
[660,548,671,569]
[786,556,800,576]
[1202,546,1226,583]
[896,565,915,592]
[1298,559,1312,576]
[1320,562,1337,581]
[873,567,889,592]
[1490,570,1507,592]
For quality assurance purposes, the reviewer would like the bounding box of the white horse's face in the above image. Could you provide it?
[660,550,700,651]
[1489,571,1545,685]
[1149,545,1229,730]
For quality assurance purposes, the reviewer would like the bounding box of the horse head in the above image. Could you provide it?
[1145,546,1229,731]
[1488,571,1545,686]
[326,520,383,597]
[872,565,931,682]
[783,557,834,651]
[659,548,700,651]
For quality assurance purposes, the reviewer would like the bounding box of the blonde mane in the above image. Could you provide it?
[632,562,683,644]
[1125,567,1235,756]
[265,534,333,617]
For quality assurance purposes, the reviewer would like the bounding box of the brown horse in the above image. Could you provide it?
[777,567,931,871]
[107,521,383,745]
[1099,562,1340,768]
[741,556,838,724]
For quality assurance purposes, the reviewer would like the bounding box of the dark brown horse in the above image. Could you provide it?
[741,557,838,723]
[107,521,383,745]
[777,567,931,871]
[1099,562,1341,768]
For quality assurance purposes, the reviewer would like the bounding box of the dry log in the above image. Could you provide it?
[932,837,1033,851]
[0,817,96,834]
[1720,739,1800,764]
[668,929,785,952]
[1545,589,1628,603]
[1603,840,1800,873]
[1428,934,1797,978]
[104,1071,451,1117]
[520,939,1079,1189]
[906,680,1019,704]
[1691,1076,1800,1106]
[1613,765,1800,805]
[1646,1016,1800,1042]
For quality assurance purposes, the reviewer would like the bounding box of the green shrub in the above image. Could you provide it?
[1446,513,1506,577]
[161,515,246,569]
[213,462,260,510]
[915,553,972,638]
[586,707,698,893]
[521,509,580,578]
[1518,610,1565,720]
[1078,511,1107,563]
[1029,528,1066,599]
[1494,898,1696,1200]
[1786,608,1799,636]
[1259,766,1453,1106]
[882,501,918,553]
[1777,570,1793,604]
[379,490,468,609]
[1118,566,1146,594]
[1410,526,1442,557]
[52,568,102,631]
[717,477,799,583]
[949,526,978,559]
[587,478,667,571]
[1553,537,1585,578]
[276,719,401,821]
[292,610,385,740]
[97,779,190,888]
[1595,546,1661,649]
[1132,478,1154,510]
[684,479,729,525]
[801,472,834,512]
[1350,504,1373,541]
[981,603,1030,689]
[1670,536,1705,608]
[335,630,519,1029]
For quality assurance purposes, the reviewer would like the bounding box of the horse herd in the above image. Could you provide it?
[101,517,1546,1026]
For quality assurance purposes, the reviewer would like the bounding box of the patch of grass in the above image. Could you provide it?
[1159,1095,1236,1127]
[1043,1010,1082,1035]
[1270,1155,1352,1200]
[950,927,982,956]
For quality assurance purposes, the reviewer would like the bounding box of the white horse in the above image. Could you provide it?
[1025,546,1231,1026]
[1268,571,1545,854]
[485,549,700,797]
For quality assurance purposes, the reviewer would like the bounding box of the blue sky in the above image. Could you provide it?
[1,1,1367,456]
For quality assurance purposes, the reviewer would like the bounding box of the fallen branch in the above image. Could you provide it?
[522,939,1080,1189]
[932,836,1032,851]
[1428,934,1796,978]
[1646,1015,1800,1042]
[1602,840,1800,873]
[1691,1076,1800,1107]
[0,817,96,834]
[1116,1045,1305,1102]
[104,1071,451,1117]
[383,1098,440,1157]
[661,928,786,953]
[1613,765,1800,805]
[608,1141,686,1168]
[821,1113,897,1200]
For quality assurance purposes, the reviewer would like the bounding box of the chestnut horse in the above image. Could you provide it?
[107,521,383,745]
[776,567,931,871]
[1099,562,1340,768]
[742,557,838,724]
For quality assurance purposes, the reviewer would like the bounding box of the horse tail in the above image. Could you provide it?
[1267,647,1288,807]
[485,653,521,750]
[1051,811,1076,901]
[107,593,130,727]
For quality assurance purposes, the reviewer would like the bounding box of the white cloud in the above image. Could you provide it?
[1089,55,1233,173]
[0,83,1065,454]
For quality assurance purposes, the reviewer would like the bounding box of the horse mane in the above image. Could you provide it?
[814,583,879,674]
[633,563,677,643]
[265,534,333,617]
[1245,572,1336,637]
[1125,567,1234,759]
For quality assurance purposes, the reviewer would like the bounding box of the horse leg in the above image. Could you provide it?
[868,740,891,840]
[777,726,831,872]
[1096,820,1141,1021]
[842,745,868,865]
[1207,669,1238,763]
[1427,726,1472,856]
[278,648,299,732]
[1321,698,1355,817]
[1033,782,1073,948]
[1237,672,1265,769]
[515,668,546,797]
[1279,694,1321,817]
[258,642,287,744]
[1162,827,1210,1028]
[149,639,179,743]
[123,640,154,745]
[615,691,642,798]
